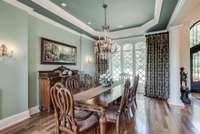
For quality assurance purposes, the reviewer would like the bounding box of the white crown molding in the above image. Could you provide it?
[27,0,162,39]
[29,105,40,115]
[110,0,163,39]
[115,36,146,45]
[168,24,183,31]
[2,0,95,41]
[0,110,30,130]
[167,0,186,28]
[145,29,168,35]
[3,0,33,13]
[32,0,99,37]
[4,0,163,39]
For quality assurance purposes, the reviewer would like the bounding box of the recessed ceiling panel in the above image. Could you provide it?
[50,0,155,31]
[17,0,178,38]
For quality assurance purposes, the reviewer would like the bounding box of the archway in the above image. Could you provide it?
[190,20,200,92]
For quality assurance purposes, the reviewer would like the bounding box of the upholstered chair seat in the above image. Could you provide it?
[76,114,98,133]
[105,105,120,123]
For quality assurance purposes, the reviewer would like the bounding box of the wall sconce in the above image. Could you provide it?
[0,44,15,61]
[85,56,92,64]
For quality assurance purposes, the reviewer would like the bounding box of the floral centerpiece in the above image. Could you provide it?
[99,71,113,87]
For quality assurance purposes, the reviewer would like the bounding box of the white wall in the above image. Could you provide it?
[168,2,200,106]
[168,26,183,106]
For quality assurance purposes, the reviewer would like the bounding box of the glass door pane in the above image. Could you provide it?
[135,42,146,93]
[123,44,133,80]
[111,46,121,81]
[191,49,200,92]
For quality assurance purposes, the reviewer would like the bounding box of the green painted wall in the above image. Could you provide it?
[0,1,95,119]
[28,16,81,107]
[28,16,95,108]
[80,37,96,75]
[0,1,28,119]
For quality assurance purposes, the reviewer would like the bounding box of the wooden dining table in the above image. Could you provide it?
[73,83,124,134]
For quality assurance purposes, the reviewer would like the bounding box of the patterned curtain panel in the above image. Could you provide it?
[95,43,109,75]
[145,32,169,100]
[95,52,108,74]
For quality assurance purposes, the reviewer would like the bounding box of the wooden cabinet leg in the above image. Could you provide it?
[99,113,106,134]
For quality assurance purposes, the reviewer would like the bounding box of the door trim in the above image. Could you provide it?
[190,44,200,92]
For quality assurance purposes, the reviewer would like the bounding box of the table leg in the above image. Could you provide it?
[99,113,106,134]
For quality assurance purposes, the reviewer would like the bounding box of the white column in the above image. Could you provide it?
[168,25,184,106]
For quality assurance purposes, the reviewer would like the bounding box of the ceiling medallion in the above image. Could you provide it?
[95,2,117,53]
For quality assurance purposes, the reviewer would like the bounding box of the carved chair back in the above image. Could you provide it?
[118,79,131,114]
[120,73,130,83]
[65,75,80,91]
[50,82,78,133]
[127,75,139,109]
[133,75,139,95]
[80,74,94,90]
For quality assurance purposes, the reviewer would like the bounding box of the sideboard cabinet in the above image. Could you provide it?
[39,66,78,112]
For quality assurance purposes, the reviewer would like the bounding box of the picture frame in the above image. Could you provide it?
[41,38,77,65]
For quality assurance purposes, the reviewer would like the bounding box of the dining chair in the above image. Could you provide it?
[126,75,139,118]
[50,82,99,134]
[80,74,94,90]
[65,75,80,92]
[132,75,139,108]
[105,79,131,134]
[119,73,130,84]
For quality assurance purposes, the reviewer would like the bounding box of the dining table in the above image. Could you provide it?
[73,82,124,134]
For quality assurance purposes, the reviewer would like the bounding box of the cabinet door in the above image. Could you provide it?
[40,78,51,111]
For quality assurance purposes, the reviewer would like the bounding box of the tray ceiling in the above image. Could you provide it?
[17,0,178,39]
[50,0,155,31]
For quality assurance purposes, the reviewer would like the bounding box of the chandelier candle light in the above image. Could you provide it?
[96,2,117,53]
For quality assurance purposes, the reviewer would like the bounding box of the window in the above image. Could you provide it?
[111,41,146,93]
[111,45,121,81]
[135,42,146,93]
[190,21,200,47]
[123,44,134,80]
[190,21,200,92]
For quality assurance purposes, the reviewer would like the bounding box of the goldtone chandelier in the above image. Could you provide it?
[96,2,116,53]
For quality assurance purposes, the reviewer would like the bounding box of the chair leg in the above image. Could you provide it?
[127,105,135,121]
[116,116,120,134]
[130,105,135,118]
[123,113,129,134]
[134,98,137,108]
[55,119,60,134]
[56,128,60,134]
[95,126,100,134]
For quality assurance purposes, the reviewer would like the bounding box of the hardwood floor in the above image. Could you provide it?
[1,94,200,134]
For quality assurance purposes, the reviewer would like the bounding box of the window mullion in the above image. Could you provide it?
[121,45,123,74]
[133,44,136,77]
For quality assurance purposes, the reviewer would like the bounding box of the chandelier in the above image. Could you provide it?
[96,3,117,53]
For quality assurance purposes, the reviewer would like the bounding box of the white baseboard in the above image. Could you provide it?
[29,105,40,116]
[0,106,40,130]
[0,110,30,130]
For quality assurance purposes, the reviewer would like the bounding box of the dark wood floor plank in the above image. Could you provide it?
[1,94,200,134]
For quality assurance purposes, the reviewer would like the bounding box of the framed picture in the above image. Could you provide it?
[41,38,77,65]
